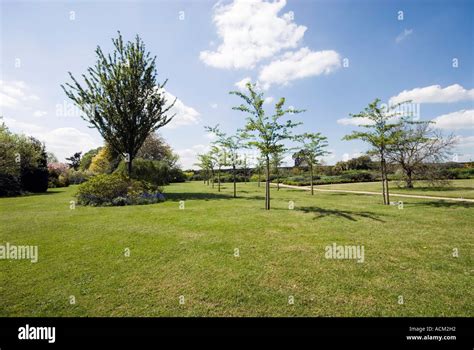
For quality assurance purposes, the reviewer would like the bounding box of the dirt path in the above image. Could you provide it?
[271,183,474,203]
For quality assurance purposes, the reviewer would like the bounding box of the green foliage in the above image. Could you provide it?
[295,132,329,167]
[0,122,49,195]
[136,133,178,167]
[62,32,175,175]
[0,173,22,197]
[48,163,70,188]
[115,158,170,186]
[76,173,164,206]
[89,146,115,174]
[183,171,194,180]
[343,98,408,204]
[334,155,374,173]
[68,170,94,184]
[80,147,102,170]
[230,82,303,209]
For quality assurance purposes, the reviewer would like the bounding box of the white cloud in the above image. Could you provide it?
[205,132,217,141]
[161,90,200,129]
[200,0,306,69]
[176,144,210,169]
[3,117,43,134]
[264,96,274,104]
[390,84,474,104]
[258,48,341,88]
[342,151,363,162]
[454,135,474,148]
[210,103,218,109]
[33,110,48,117]
[337,117,373,126]
[395,28,413,43]
[3,117,101,161]
[234,77,252,90]
[0,80,40,109]
[432,109,474,130]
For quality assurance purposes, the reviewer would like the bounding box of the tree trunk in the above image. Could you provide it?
[217,169,221,192]
[381,156,390,205]
[211,169,214,189]
[265,156,270,210]
[405,169,414,188]
[233,164,236,198]
[380,157,387,205]
[127,155,133,178]
[385,160,390,204]
[310,163,314,195]
[258,170,261,187]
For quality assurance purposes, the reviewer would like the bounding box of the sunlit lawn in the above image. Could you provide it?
[0,181,472,316]
[316,179,474,199]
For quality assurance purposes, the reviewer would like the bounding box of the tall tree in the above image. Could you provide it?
[343,99,405,205]
[230,83,303,210]
[205,124,243,198]
[387,120,456,188]
[61,32,175,176]
[295,132,329,195]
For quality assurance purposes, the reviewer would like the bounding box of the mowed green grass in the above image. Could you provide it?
[0,181,472,317]
[316,179,474,199]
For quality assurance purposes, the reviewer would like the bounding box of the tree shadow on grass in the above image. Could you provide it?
[22,191,63,197]
[409,201,474,209]
[165,192,265,202]
[296,206,385,222]
[394,186,474,193]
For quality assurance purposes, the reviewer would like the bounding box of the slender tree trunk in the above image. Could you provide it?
[385,162,390,204]
[211,169,214,189]
[217,169,221,192]
[233,164,236,198]
[381,156,390,205]
[265,156,270,210]
[258,170,261,187]
[380,157,387,205]
[310,163,314,195]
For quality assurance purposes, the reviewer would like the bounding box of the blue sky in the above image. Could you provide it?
[1,0,473,169]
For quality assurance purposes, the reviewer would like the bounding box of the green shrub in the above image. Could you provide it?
[68,170,93,184]
[115,158,170,186]
[48,163,70,188]
[76,174,164,206]
[0,173,22,197]
[21,166,49,193]
[183,171,194,180]
[168,167,186,183]
[341,171,376,182]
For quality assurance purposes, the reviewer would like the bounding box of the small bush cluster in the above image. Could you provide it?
[0,123,49,196]
[48,163,70,188]
[68,169,93,184]
[76,174,164,206]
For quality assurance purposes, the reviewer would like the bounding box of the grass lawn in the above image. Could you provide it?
[0,181,472,316]
[316,179,474,199]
